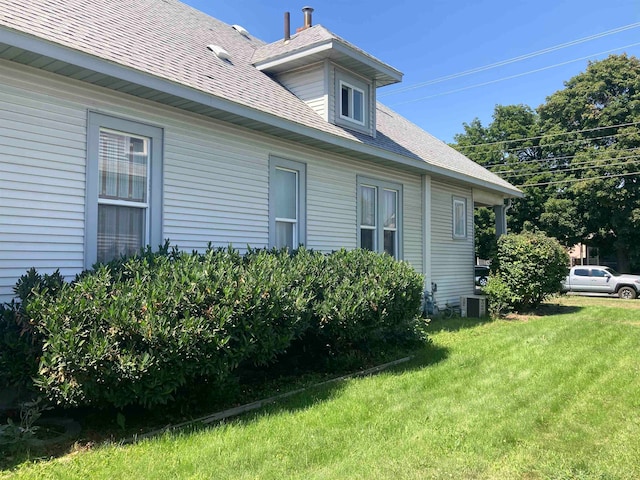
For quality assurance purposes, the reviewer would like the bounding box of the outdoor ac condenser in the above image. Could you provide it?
[460,295,487,318]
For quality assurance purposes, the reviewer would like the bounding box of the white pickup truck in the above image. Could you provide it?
[561,265,640,299]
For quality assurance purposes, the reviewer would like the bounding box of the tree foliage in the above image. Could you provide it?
[454,55,640,271]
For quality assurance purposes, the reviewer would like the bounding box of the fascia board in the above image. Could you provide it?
[330,41,402,84]
[254,39,402,85]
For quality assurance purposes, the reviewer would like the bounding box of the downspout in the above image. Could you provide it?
[503,198,512,235]
[422,174,432,295]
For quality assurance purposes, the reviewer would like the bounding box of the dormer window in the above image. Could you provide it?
[334,72,370,133]
[340,81,365,125]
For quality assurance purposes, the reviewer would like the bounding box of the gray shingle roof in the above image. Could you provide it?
[252,25,336,65]
[0,0,519,195]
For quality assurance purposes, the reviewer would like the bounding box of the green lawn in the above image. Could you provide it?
[4,295,640,479]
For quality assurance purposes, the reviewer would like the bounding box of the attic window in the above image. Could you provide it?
[207,45,231,61]
[232,24,250,37]
[339,80,365,125]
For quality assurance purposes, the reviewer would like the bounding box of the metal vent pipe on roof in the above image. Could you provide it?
[284,11,291,41]
[302,6,314,28]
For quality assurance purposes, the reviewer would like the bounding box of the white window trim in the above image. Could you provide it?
[383,188,398,254]
[359,184,378,251]
[269,157,306,249]
[453,196,467,239]
[86,112,163,268]
[339,80,366,126]
[357,176,403,259]
[274,166,299,247]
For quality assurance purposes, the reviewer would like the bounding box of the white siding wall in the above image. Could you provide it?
[0,60,424,301]
[275,64,327,121]
[430,180,476,305]
[0,65,87,299]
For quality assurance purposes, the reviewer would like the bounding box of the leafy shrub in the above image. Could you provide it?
[483,274,517,318]
[30,247,315,408]
[0,269,64,391]
[20,245,423,409]
[308,249,423,354]
[488,232,569,313]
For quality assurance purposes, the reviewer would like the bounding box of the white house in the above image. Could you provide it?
[0,1,521,305]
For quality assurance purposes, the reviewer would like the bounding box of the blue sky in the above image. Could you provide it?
[182,0,640,143]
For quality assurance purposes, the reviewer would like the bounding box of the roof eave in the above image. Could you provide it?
[1,26,520,198]
[254,39,402,87]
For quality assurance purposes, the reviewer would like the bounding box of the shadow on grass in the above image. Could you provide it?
[145,340,450,439]
[424,302,585,334]
[528,303,583,317]
[0,342,449,470]
[426,315,494,333]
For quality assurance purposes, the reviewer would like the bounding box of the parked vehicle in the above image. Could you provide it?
[475,266,490,287]
[561,266,640,299]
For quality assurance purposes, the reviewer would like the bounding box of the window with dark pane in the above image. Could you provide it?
[97,129,149,264]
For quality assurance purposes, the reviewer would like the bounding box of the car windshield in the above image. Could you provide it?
[604,267,621,277]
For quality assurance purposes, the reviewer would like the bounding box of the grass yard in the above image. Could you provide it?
[3,295,640,479]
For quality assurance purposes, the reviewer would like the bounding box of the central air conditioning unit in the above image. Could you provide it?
[460,295,487,318]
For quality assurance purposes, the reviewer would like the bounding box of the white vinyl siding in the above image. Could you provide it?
[275,64,327,121]
[0,64,86,299]
[0,60,425,302]
[430,180,475,305]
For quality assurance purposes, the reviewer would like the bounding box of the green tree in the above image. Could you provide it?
[539,54,640,271]
[474,207,497,260]
[454,104,569,252]
[455,55,640,270]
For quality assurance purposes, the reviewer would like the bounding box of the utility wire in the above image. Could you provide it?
[478,144,640,169]
[521,170,640,187]
[465,131,634,161]
[390,42,640,107]
[463,134,638,167]
[379,21,640,97]
[492,149,640,174]
[502,155,640,179]
[455,121,640,150]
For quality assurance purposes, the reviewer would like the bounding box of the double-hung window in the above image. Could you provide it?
[340,81,365,125]
[269,157,306,249]
[452,196,467,239]
[86,113,163,267]
[358,177,402,259]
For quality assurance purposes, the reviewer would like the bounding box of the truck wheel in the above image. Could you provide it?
[478,277,488,287]
[618,286,637,300]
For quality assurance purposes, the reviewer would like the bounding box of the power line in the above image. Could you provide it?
[521,170,640,187]
[380,21,640,98]
[479,143,640,169]
[390,42,640,107]
[468,131,634,162]
[502,155,640,179]
[492,149,640,174]
[455,121,640,150]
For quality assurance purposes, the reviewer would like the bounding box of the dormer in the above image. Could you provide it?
[252,8,402,138]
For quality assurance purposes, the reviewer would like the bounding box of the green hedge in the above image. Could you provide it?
[305,248,423,355]
[12,246,424,409]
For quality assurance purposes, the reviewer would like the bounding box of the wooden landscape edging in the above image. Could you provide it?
[128,356,412,444]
